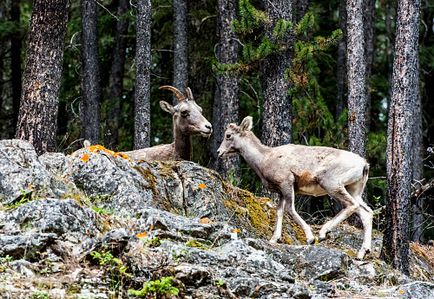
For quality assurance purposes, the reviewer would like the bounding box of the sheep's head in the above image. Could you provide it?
[217,116,253,158]
[159,86,213,138]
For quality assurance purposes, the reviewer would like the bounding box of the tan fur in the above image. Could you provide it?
[122,86,212,162]
[217,116,373,260]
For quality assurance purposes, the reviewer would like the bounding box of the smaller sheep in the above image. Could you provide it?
[217,116,373,260]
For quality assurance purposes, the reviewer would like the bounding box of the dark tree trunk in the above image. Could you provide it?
[210,0,240,176]
[382,0,420,274]
[261,1,292,147]
[173,0,188,104]
[80,0,101,144]
[411,83,424,242]
[346,0,368,158]
[335,0,346,119]
[15,0,69,154]
[105,0,129,149]
[363,0,375,130]
[0,1,5,120]
[294,0,310,23]
[11,0,22,130]
[134,0,151,149]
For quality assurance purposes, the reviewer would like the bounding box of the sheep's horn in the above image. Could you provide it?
[159,85,186,102]
[185,87,194,101]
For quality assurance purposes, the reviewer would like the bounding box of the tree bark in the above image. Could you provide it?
[11,0,22,129]
[382,0,420,274]
[134,0,151,149]
[411,81,424,242]
[335,0,347,119]
[105,0,129,149]
[363,0,375,131]
[80,0,101,144]
[346,0,368,158]
[15,0,69,154]
[210,0,240,176]
[173,0,188,104]
[261,1,292,147]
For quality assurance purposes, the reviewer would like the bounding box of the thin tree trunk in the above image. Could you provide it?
[261,1,292,147]
[382,0,420,274]
[15,0,69,154]
[364,0,375,130]
[335,0,347,119]
[346,0,368,158]
[411,80,424,242]
[0,0,5,121]
[173,0,188,104]
[81,0,101,144]
[211,0,240,176]
[134,0,151,149]
[11,0,22,130]
[105,0,129,149]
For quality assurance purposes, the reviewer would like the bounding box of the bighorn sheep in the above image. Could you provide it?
[123,86,213,161]
[217,116,373,259]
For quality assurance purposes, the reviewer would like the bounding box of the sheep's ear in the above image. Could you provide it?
[160,101,175,114]
[240,116,253,132]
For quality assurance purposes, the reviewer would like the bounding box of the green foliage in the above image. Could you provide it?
[90,249,131,293]
[232,0,268,35]
[31,290,49,299]
[273,19,293,39]
[128,276,179,298]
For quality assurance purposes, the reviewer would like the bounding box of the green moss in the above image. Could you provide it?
[185,239,210,250]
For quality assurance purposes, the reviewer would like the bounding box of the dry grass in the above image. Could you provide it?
[410,241,434,268]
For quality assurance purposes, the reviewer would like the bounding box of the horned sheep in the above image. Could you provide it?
[123,86,213,162]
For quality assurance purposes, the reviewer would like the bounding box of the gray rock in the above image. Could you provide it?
[0,139,53,204]
[0,232,57,259]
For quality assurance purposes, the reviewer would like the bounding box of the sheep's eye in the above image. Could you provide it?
[226,134,231,139]
[181,111,189,118]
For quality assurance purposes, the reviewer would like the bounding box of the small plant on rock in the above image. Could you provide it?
[90,249,131,295]
[128,276,179,298]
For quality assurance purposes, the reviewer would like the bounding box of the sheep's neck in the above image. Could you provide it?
[238,133,269,175]
[173,125,192,160]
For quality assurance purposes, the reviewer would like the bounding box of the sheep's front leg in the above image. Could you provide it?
[285,186,315,245]
[271,183,315,245]
[270,197,286,244]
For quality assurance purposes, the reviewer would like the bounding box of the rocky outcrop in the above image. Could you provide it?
[0,139,433,298]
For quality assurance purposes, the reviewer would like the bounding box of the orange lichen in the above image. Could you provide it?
[136,231,147,238]
[198,183,206,189]
[87,144,130,160]
[80,153,90,163]
[231,228,241,233]
[199,217,212,224]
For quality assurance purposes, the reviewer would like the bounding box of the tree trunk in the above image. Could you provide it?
[363,0,375,130]
[210,0,240,176]
[346,0,368,158]
[80,0,101,144]
[335,0,347,119]
[15,0,69,154]
[294,0,310,23]
[105,0,129,149]
[134,0,151,149]
[11,0,22,130]
[411,82,424,243]
[382,0,420,274]
[0,0,5,121]
[261,1,292,147]
[173,0,188,104]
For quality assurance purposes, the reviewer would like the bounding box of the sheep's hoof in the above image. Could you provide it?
[356,248,371,260]
[306,237,315,245]
[269,238,279,245]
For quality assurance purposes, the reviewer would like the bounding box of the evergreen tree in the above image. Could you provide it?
[382,0,421,274]
[15,0,69,154]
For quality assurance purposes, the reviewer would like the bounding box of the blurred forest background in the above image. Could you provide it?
[0,0,433,273]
